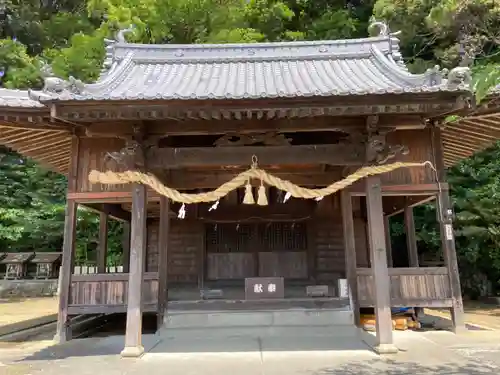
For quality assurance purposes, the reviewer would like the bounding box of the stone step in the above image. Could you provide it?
[163,308,355,330]
[157,325,361,342]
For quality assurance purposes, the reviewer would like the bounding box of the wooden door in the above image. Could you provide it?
[257,222,308,279]
[205,223,256,280]
[205,222,309,280]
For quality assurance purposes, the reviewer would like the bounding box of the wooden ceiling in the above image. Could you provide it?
[0,122,73,174]
[442,104,500,167]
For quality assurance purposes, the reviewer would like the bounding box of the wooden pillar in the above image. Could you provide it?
[340,191,359,325]
[121,184,147,358]
[432,125,465,332]
[122,222,131,273]
[384,216,393,267]
[98,212,108,273]
[54,200,78,343]
[54,136,79,344]
[437,191,465,332]
[404,205,419,268]
[365,176,397,354]
[157,196,170,329]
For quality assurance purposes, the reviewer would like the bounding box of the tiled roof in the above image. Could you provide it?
[0,89,45,108]
[29,23,471,103]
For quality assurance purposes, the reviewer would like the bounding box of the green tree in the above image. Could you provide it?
[0,147,67,252]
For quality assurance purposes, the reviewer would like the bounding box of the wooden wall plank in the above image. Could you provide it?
[382,129,435,185]
[77,137,129,193]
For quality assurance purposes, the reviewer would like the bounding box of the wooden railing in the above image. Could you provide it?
[356,267,452,308]
[68,272,158,314]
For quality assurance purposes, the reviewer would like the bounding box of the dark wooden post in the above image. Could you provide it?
[437,191,466,332]
[431,125,465,333]
[54,136,79,344]
[157,196,170,329]
[98,212,108,273]
[54,200,78,343]
[121,183,147,357]
[404,204,419,268]
[122,222,131,273]
[384,216,393,267]
[340,191,360,325]
[365,176,397,354]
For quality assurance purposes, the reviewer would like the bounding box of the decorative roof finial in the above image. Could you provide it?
[116,25,136,43]
[368,21,389,37]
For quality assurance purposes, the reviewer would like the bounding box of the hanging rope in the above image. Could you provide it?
[88,160,435,204]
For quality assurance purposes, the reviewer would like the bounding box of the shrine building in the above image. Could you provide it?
[1,22,499,356]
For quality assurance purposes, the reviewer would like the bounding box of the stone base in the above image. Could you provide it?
[53,327,71,344]
[120,345,145,358]
[452,324,469,335]
[373,343,399,355]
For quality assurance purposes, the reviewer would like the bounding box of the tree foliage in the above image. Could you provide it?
[0,0,499,287]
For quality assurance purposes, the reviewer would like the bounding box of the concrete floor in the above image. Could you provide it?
[2,328,500,375]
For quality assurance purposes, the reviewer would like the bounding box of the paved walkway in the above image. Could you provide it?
[2,327,500,375]
[1,299,500,375]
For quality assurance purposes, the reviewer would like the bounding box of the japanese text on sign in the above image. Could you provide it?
[245,277,284,299]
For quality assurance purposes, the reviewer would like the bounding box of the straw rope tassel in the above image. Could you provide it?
[242,180,255,204]
[257,181,268,206]
[88,161,434,204]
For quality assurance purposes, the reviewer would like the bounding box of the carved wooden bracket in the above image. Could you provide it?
[104,124,160,170]
[364,116,409,164]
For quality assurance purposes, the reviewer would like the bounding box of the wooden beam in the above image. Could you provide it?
[68,185,448,204]
[198,200,315,222]
[385,195,435,218]
[404,205,419,268]
[165,170,341,189]
[147,144,364,168]
[68,191,136,203]
[350,183,447,196]
[340,190,360,325]
[121,184,147,358]
[82,115,426,137]
[157,196,170,329]
[98,212,108,274]
[85,203,131,222]
[365,176,397,354]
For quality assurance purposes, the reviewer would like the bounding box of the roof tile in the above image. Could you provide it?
[31,24,472,102]
[0,89,45,108]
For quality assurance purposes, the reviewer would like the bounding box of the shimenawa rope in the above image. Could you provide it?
[88,160,435,205]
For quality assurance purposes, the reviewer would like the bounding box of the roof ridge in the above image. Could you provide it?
[103,22,399,71]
